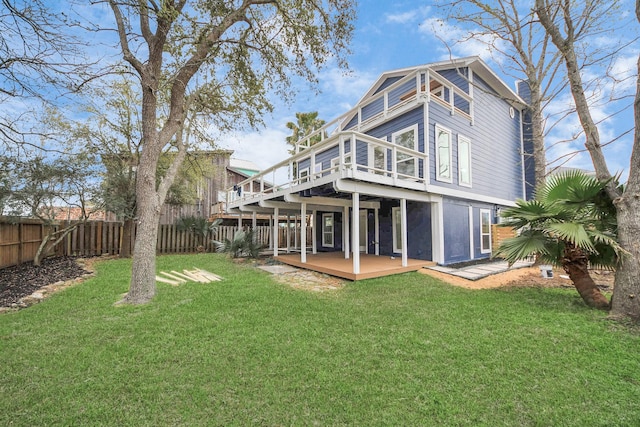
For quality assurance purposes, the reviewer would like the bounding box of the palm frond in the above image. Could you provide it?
[545,222,596,253]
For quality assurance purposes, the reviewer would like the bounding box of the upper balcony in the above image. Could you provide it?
[227,130,432,207]
[226,67,474,208]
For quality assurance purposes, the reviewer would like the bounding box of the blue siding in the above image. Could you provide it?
[361,98,384,122]
[442,198,494,264]
[429,75,523,201]
[374,76,404,94]
[437,68,469,93]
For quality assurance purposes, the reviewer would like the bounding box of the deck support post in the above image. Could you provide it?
[401,198,408,267]
[237,212,243,233]
[273,207,279,257]
[312,209,317,254]
[374,207,380,256]
[286,215,291,253]
[252,211,257,230]
[301,203,307,263]
[352,192,360,274]
[343,205,349,259]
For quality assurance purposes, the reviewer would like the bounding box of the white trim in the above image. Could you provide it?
[423,102,430,181]
[400,199,408,267]
[298,167,310,183]
[273,208,279,257]
[301,203,307,263]
[480,209,492,254]
[435,124,453,183]
[352,193,360,274]
[322,212,334,248]
[457,134,472,187]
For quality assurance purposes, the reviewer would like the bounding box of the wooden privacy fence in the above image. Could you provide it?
[0,218,313,269]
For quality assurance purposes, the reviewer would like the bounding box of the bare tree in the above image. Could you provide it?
[535,0,640,321]
[105,0,356,304]
[0,0,87,153]
[436,0,565,194]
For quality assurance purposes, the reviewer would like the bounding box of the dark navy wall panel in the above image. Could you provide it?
[407,201,432,260]
[377,199,432,261]
[428,74,523,202]
[443,199,470,263]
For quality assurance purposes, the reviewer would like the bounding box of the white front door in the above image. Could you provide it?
[359,209,368,253]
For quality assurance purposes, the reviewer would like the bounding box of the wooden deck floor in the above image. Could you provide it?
[275,251,433,280]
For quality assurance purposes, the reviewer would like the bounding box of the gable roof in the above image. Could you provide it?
[357,56,526,109]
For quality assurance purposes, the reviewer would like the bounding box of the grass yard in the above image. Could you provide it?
[1,254,639,426]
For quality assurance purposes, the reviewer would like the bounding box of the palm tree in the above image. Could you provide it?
[285,112,326,155]
[496,171,623,310]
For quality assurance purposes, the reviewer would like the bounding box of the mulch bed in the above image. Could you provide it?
[0,257,91,308]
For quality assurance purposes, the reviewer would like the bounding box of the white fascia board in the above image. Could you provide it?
[333,179,437,203]
[428,185,518,207]
[285,194,380,209]
[237,204,274,214]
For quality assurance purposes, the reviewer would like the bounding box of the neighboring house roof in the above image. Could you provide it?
[229,158,261,178]
[357,56,527,109]
[51,207,117,221]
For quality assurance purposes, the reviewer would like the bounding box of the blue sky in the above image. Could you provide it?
[11,1,636,181]
[223,0,638,181]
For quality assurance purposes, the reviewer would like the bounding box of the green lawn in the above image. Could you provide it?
[1,254,639,426]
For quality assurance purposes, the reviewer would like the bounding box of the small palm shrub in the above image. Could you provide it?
[496,171,623,310]
[214,229,263,258]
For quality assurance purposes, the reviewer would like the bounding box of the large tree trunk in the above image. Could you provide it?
[611,200,640,320]
[529,82,547,190]
[562,245,610,310]
[122,181,160,304]
[610,47,640,321]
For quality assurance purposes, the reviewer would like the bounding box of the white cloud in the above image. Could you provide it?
[386,11,416,24]
[385,6,430,24]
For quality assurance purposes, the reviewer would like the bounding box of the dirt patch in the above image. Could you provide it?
[0,256,103,311]
[419,265,615,291]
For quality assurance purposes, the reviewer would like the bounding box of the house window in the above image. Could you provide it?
[314,162,323,178]
[368,144,387,175]
[322,213,334,247]
[392,206,402,253]
[331,153,352,170]
[458,135,471,187]
[480,209,491,254]
[435,125,452,182]
[392,125,418,178]
[299,167,309,183]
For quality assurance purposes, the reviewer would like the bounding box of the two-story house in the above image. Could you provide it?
[225,57,531,279]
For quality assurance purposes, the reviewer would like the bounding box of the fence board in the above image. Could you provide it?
[1,217,315,269]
